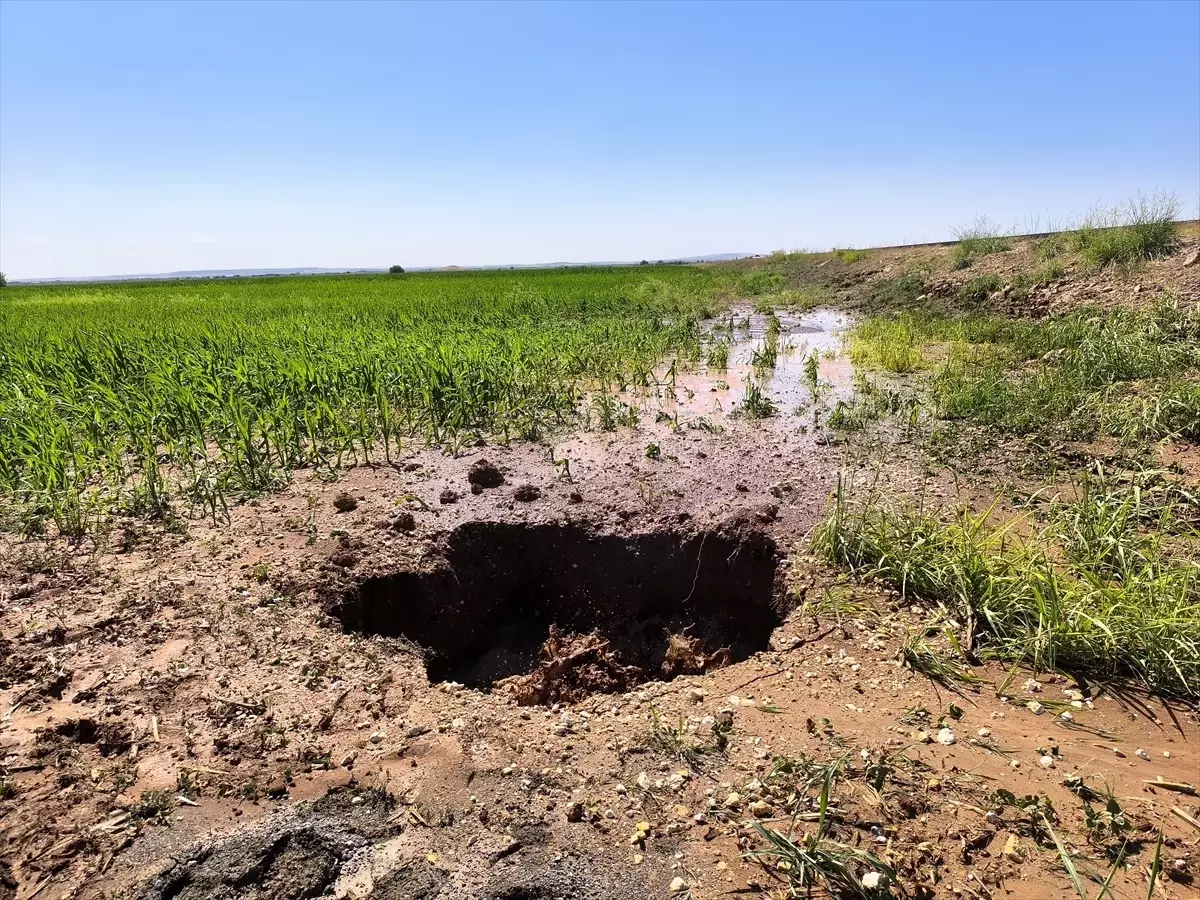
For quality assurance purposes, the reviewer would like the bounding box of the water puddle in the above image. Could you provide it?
[614,306,857,426]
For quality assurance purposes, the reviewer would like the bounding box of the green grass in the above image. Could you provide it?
[951,216,1012,270]
[737,271,785,296]
[1070,192,1180,270]
[0,266,731,534]
[932,301,1200,441]
[833,248,869,264]
[849,301,1200,442]
[744,767,898,899]
[705,340,730,371]
[868,272,927,306]
[955,274,1004,304]
[847,314,929,373]
[814,473,1200,699]
[737,376,778,419]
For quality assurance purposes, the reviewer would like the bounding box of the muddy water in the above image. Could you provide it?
[624,306,857,426]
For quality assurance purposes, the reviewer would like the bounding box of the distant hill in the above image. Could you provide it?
[12,254,755,285]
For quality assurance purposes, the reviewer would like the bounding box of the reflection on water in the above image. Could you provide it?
[620,306,857,425]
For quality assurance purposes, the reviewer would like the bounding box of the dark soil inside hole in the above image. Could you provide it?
[330,522,783,699]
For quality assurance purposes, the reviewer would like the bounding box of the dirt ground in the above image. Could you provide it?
[3,231,1200,900]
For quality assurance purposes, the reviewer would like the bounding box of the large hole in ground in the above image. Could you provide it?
[331,522,783,703]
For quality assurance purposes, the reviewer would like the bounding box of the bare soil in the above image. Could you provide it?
[3,233,1200,900]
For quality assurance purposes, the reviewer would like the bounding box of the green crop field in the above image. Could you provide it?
[0,267,730,535]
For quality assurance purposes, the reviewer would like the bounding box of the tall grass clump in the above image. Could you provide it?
[951,216,1012,270]
[848,315,927,373]
[814,475,1200,698]
[1071,191,1180,270]
[833,248,869,264]
[737,271,785,296]
[868,272,927,306]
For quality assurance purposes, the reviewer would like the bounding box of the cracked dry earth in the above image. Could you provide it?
[3,310,1200,900]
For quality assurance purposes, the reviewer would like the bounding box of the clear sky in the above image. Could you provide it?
[1,0,1197,279]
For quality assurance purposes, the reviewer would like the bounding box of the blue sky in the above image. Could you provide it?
[1,0,1197,279]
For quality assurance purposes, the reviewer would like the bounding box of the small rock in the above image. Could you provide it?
[936,727,956,746]
[333,493,358,513]
[1135,748,1151,761]
[1026,701,1044,715]
[439,488,459,504]
[566,801,585,822]
[976,728,991,738]
[1024,679,1043,693]
[669,876,688,894]
[723,792,742,809]
[405,725,431,739]
[392,511,416,531]
[1183,248,1200,268]
[1039,755,1056,769]
[916,730,932,744]
[748,800,773,818]
[861,871,883,890]
[1003,833,1024,862]
[265,777,288,797]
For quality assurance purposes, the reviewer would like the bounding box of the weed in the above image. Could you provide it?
[833,248,869,264]
[931,301,1200,441]
[647,707,720,769]
[705,341,729,371]
[133,789,175,823]
[737,377,778,419]
[744,769,897,899]
[1071,191,1180,270]
[848,314,928,373]
[1043,813,1126,900]
[738,272,785,296]
[751,341,779,372]
[814,477,1200,698]
[951,216,1012,270]
[900,631,981,687]
[869,272,927,306]
[956,274,1003,305]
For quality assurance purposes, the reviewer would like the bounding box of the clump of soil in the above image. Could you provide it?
[512,484,541,502]
[37,718,132,759]
[467,458,505,489]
